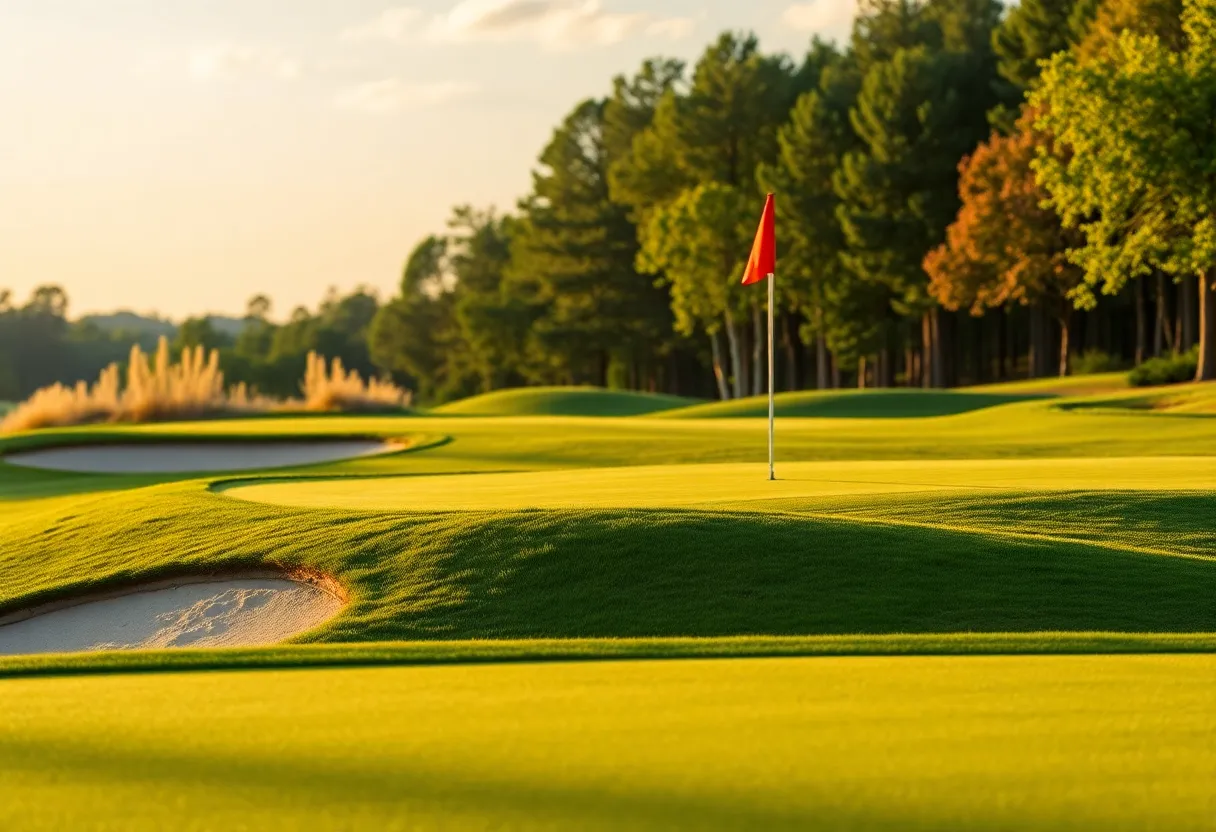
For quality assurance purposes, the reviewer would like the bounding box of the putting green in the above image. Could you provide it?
[2,655,1213,830]
[223,456,1216,512]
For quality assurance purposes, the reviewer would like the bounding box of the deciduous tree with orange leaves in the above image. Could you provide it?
[924,112,1082,376]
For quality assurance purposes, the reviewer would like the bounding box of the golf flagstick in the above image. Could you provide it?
[768,269,775,482]
[741,193,777,482]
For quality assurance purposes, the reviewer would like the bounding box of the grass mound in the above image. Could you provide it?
[1054,381,1216,415]
[434,386,701,417]
[8,479,1216,641]
[656,388,1040,419]
[963,372,1128,396]
[1,340,412,434]
[3,656,1213,830]
[224,458,1216,512]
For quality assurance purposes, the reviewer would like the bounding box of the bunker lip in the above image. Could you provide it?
[1,439,406,474]
[0,567,346,628]
[0,568,347,656]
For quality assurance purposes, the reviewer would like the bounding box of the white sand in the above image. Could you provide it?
[3,440,399,474]
[0,578,344,656]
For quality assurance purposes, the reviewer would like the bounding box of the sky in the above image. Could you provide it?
[0,0,861,321]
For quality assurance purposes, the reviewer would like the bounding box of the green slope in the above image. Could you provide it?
[434,386,701,417]
[964,372,1128,395]
[1053,380,1216,415]
[7,474,1216,642]
[656,388,1044,419]
[223,457,1216,512]
[3,656,1213,831]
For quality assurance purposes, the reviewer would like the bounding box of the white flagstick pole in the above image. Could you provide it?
[768,271,775,482]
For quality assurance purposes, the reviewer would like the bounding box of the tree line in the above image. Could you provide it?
[369,0,1216,402]
[0,285,381,403]
[7,0,1212,407]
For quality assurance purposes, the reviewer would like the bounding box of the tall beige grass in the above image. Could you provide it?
[0,339,411,434]
[301,352,412,412]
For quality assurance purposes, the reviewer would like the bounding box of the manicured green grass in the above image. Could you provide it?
[7,470,1216,642]
[654,387,1042,419]
[2,656,1213,830]
[964,372,1129,395]
[7,633,1216,679]
[11,395,1216,470]
[434,386,701,417]
[3,387,1216,828]
[223,457,1216,512]
[1055,381,1216,415]
[3,401,1216,643]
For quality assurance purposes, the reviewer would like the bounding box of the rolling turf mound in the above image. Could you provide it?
[1052,381,1216,415]
[964,372,1128,396]
[655,388,1042,419]
[7,468,1216,643]
[434,386,702,417]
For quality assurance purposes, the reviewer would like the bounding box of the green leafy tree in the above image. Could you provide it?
[369,236,459,402]
[991,0,1096,128]
[1075,0,1185,59]
[1033,0,1216,380]
[512,99,672,387]
[760,51,860,387]
[638,184,754,399]
[173,317,231,354]
[925,115,1084,377]
[835,43,996,386]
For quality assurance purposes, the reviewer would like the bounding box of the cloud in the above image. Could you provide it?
[782,1,858,40]
[341,7,424,42]
[334,78,480,114]
[344,1,695,50]
[189,43,300,81]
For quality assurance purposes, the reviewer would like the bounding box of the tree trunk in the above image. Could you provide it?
[751,302,764,398]
[879,348,894,388]
[1135,277,1147,365]
[1196,272,1216,381]
[928,308,947,388]
[1028,306,1046,378]
[905,348,916,388]
[996,310,1008,380]
[723,310,743,399]
[1180,277,1198,351]
[816,334,829,391]
[1003,308,1014,379]
[1058,317,1071,377]
[1156,273,1171,356]
[709,332,730,401]
[921,314,933,389]
[936,309,954,387]
[857,356,868,390]
[972,318,985,385]
[782,315,798,393]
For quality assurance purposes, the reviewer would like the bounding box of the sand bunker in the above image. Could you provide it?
[3,440,400,474]
[0,574,344,656]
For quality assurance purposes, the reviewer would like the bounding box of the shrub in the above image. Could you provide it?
[1129,347,1199,387]
[1072,350,1124,375]
[301,352,412,413]
[0,338,262,433]
[0,339,412,433]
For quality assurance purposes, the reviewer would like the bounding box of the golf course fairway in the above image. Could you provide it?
[3,383,1216,828]
[223,456,1216,511]
[2,656,1213,831]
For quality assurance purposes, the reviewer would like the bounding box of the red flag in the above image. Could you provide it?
[741,193,776,286]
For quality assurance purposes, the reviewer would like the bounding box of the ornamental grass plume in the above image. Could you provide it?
[300,351,412,412]
[1,340,413,433]
[1,337,260,433]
